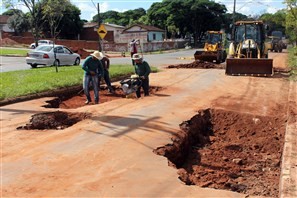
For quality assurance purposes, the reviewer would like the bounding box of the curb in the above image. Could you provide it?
[0,74,132,107]
[279,81,297,198]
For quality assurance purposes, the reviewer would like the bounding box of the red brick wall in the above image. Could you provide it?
[2,32,187,55]
[80,27,98,41]
[80,28,114,42]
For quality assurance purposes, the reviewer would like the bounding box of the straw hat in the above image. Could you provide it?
[99,52,106,58]
[90,51,103,60]
[131,53,142,60]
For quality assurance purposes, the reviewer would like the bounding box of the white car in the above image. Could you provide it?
[26,44,81,68]
[30,40,54,49]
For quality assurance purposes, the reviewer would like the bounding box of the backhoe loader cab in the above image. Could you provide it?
[226,21,273,76]
[194,31,227,63]
[206,31,222,44]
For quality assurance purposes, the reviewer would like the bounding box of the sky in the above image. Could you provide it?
[1,0,287,22]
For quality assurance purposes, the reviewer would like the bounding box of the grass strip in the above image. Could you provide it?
[288,46,297,81]
[0,48,29,57]
[0,64,157,100]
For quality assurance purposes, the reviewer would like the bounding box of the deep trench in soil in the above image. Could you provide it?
[43,86,161,109]
[154,108,286,197]
[17,111,90,130]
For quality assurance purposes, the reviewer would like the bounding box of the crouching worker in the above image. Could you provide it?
[82,51,104,104]
[131,53,151,98]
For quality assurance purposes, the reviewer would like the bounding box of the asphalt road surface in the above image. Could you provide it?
[0,49,197,72]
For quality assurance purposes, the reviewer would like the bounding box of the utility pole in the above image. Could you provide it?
[232,0,236,25]
[97,3,102,52]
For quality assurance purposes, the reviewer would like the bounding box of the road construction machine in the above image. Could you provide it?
[226,21,273,76]
[194,31,227,63]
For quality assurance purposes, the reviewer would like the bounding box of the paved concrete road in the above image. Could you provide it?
[0,49,197,72]
[0,56,32,72]
[1,50,296,197]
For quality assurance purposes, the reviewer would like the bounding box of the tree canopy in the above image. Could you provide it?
[285,0,297,45]
[146,0,227,45]
[3,0,83,41]
[93,8,146,26]
[259,10,286,36]
[3,0,295,45]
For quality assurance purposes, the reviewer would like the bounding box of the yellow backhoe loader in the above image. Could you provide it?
[194,31,227,63]
[226,21,273,76]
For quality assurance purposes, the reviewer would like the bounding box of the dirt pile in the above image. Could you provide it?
[70,47,90,59]
[17,111,90,130]
[0,38,20,46]
[167,60,224,69]
[154,108,286,197]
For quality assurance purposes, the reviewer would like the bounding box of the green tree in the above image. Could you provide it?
[53,2,83,39]
[223,12,248,34]
[285,0,297,45]
[7,12,30,35]
[4,0,45,46]
[147,2,168,29]
[93,8,146,26]
[42,0,66,39]
[2,9,23,16]
[93,10,120,24]
[119,8,146,26]
[260,10,286,35]
[146,0,226,45]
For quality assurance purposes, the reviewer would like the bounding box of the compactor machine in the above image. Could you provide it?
[194,31,227,63]
[226,21,273,76]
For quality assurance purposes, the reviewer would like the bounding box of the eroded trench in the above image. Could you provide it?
[154,108,286,197]
[17,85,161,130]
[17,111,90,130]
[43,85,162,109]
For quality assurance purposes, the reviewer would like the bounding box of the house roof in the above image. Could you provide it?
[105,23,125,29]
[122,24,165,33]
[83,22,125,29]
[0,15,10,24]
[83,22,97,28]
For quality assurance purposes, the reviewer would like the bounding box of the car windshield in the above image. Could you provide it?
[35,45,53,52]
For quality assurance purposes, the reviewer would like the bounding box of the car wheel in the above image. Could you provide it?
[31,64,37,68]
[53,59,60,66]
[74,58,80,65]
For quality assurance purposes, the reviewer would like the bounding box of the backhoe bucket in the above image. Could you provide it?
[194,51,217,62]
[226,58,273,76]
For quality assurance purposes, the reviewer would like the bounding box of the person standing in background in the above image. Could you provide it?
[130,39,139,65]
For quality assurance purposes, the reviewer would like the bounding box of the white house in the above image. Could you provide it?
[119,24,165,44]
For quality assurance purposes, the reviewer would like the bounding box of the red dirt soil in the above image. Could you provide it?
[44,86,161,109]
[167,60,223,69]
[154,108,286,197]
[17,111,90,130]
[1,51,293,197]
[0,38,20,46]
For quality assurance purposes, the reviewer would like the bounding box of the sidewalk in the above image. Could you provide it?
[280,81,297,198]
